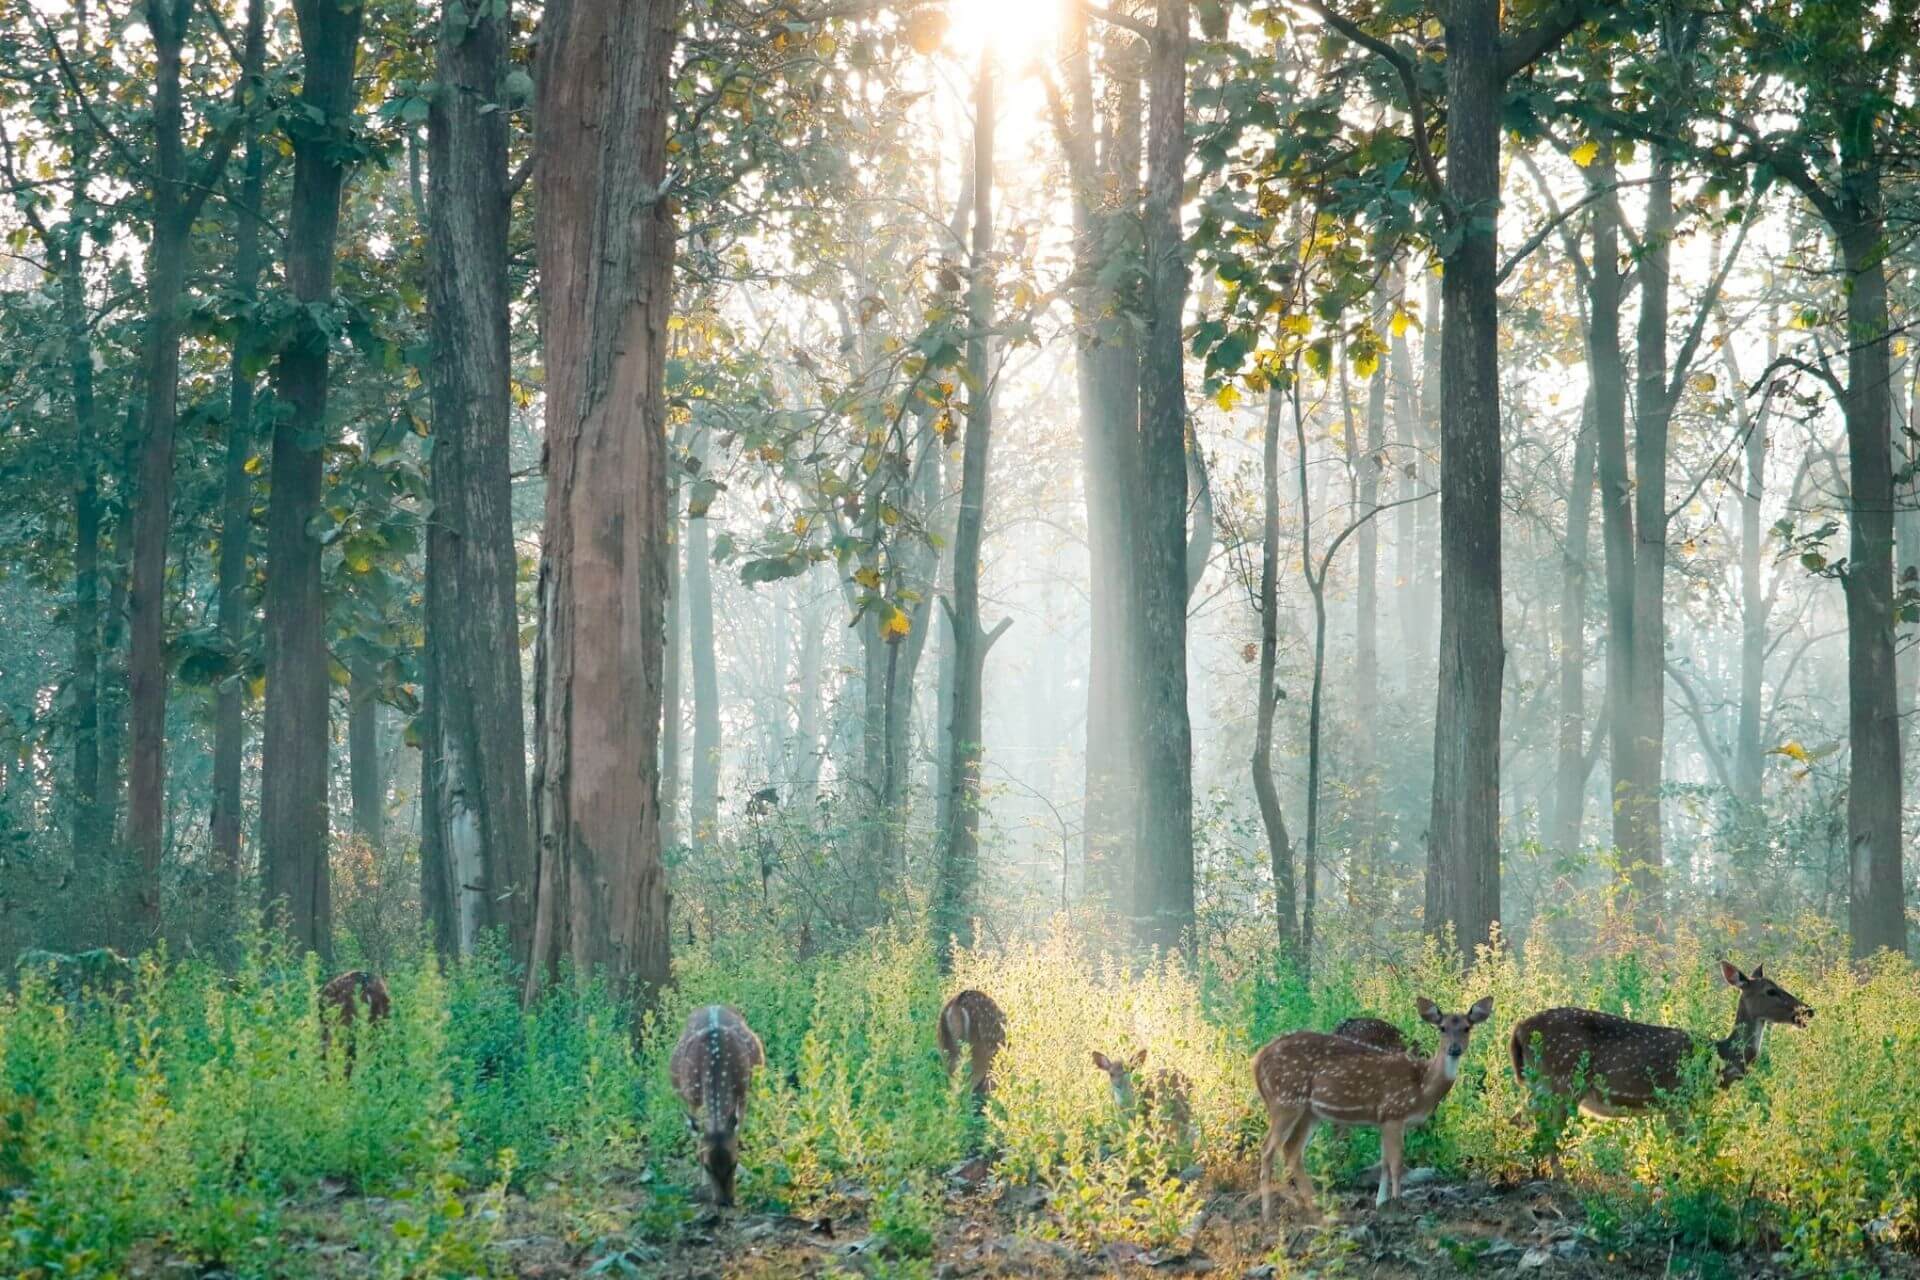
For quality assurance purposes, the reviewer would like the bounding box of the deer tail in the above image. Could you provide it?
[1508,1024,1527,1085]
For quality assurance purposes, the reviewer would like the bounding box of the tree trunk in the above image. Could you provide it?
[1353,299,1385,874]
[213,121,267,898]
[348,660,383,847]
[1389,264,1420,687]
[524,0,679,1004]
[935,51,999,965]
[1836,206,1906,960]
[661,529,683,848]
[261,0,361,959]
[421,0,535,960]
[686,461,721,851]
[1253,387,1297,957]
[1627,151,1675,918]
[1133,0,1195,955]
[1425,0,1504,956]
[1549,396,1596,853]
[64,228,104,865]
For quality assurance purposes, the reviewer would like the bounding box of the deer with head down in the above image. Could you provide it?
[670,1005,765,1207]
[1255,996,1493,1221]
[1091,1048,1193,1144]
[1509,960,1812,1144]
[937,989,1006,1097]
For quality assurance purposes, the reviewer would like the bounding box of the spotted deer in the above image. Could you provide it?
[1091,1048,1194,1143]
[1255,996,1493,1221]
[1509,961,1812,1137]
[670,1005,765,1207]
[1332,1016,1413,1056]
[937,989,1006,1097]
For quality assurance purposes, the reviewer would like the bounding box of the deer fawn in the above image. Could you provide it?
[670,1005,765,1207]
[1255,996,1493,1221]
[1091,1049,1194,1143]
[1509,961,1812,1139]
[1332,1016,1413,1056]
[938,989,1006,1097]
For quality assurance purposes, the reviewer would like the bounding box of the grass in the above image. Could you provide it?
[0,914,1913,1276]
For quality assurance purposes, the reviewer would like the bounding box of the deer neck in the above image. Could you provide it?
[1715,1005,1767,1072]
[1418,1046,1463,1112]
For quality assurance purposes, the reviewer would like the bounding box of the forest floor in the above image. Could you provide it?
[217,1159,1920,1279]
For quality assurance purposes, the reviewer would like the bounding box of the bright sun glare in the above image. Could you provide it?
[944,0,1063,62]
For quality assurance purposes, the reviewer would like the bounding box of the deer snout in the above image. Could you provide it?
[1793,1004,1815,1026]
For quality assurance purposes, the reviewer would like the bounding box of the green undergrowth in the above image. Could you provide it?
[0,918,1913,1276]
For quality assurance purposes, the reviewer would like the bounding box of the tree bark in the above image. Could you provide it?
[524,0,679,1003]
[1425,0,1504,957]
[1389,264,1420,686]
[1836,206,1906,959]
[422,0,535,960]
[686,449,722,851]
[262,0,361,958]
[213,116,268,899]
[661,529,683,848]
[1253,387,1297,957]
[934,50,1000,966]
[348,659,383,847]
[1549,396,1596,853]
[1134,0,1195,955]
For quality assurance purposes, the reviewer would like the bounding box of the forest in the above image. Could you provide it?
[0,0,1916,1276]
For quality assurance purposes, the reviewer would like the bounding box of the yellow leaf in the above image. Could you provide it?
[1390,308,1411,339]
[1215,383,1241,413]
[1281,313,1312,336]
[1571,140,1601,168]
[854,567,883,590]
[793,514,811,536]
[247,675,266,702]
[881,505,900,526]
[243,454,264,475]
[1773,740,1811,763]
[1354,351,1381,379]
[1689,372,1717,394]
[883,607,912,640]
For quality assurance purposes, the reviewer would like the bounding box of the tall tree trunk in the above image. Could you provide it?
[661,530,683,848]
[792,577,824,803]
[348,660,383,847]
[1252,388,1296,956]
[261,0,363,959]
[1426,0,1504,956]
[1413,270,1441,650]
[1389,264,1420,686]
[524,0,679,1003]
[1550,396,1596,853]
[422,0,535,959]
[63,212,104,865]
[213,121,268,898]
[1353,299,1385,876]
[935,51,1001,965]
[1626,150,1675,918]
[1134,0,1195,954]
[686,457,721,851]
[1836,204,1906,960]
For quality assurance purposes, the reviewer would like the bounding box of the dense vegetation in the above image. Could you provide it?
[0,0,1918,1273]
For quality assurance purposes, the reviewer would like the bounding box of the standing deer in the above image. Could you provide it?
[1255,996,1493,1221]
[319,970,391,1070]
[1332,1016,1413,1056]
[1509,961,1812,1135]
[1091,1048,1194,1143]
[937,989,1006,1097]
[670,1005,765,1207]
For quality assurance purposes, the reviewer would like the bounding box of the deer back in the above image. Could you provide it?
[1255,1030,1430,1125]
[670,1005,764,1125]
[938,989,1006,1094]
[1509,1007,1697,1109]
[1333,1016,1413,1056]
[319,971,391,1067]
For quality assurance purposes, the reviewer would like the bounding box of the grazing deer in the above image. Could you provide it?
[669,1005,765,1207]
[937,989,1006,1097]
[319,970,391,1068]
[1255,996,1493,1221]
[1332,1016,1413,1056]
[1509,961,1812,1131]
[1091,1048,1194,1143]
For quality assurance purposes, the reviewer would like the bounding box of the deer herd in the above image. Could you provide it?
[670,959,1816,1222]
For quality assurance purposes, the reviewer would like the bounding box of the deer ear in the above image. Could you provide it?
[1091,1052,1112,1072]
[1131,1048,1149,1069]
[1752,963,1766,980]
[1416,997,1443,1026]
[1720,960,1747,987]
[1468,996,1494,1025]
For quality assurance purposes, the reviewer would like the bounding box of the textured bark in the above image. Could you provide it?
[213,123,267,895]
[261,0,362,958]
[1836,209,1906,959]
[661,531,683,848]
[62,180,104,864]
[1425,0,1504,956]
[348,660,383,847]
[686,469,721,850]
[1549,397,1596,853]
[934,52,999,965]
[422,0,534,960]
[1626,153,1675,916]
[1253,388,1296,956]
[1133,0,1195,955]
[524,0,678,1003]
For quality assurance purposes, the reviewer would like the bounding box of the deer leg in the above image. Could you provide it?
[1281,1113,1318,1213]
[1259,1105,1291,1226]
[1376,1121,1404,1207]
